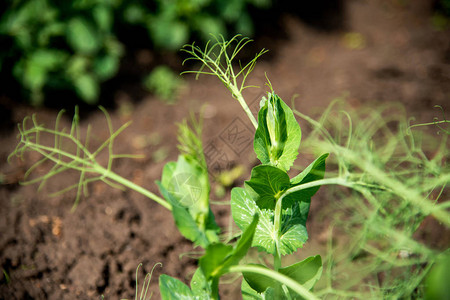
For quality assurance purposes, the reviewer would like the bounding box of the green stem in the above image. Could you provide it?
[228,265,320,300]
[234,88,258,129]
[273,195,283,271]
[25,140,172,211]
[98,166,172,211]
[210,277,220,300]
[282,178,353,199]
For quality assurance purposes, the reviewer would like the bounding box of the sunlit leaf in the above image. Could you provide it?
[73,73,99,104]
[190,268,211,299]
[243,255,322,298]
[283,153,329,209]
[231,188,308,255]
[158,155,219,248]
[245,165,290,210]
[200,214,258,279]
[159,274,195,300]
[254,93,301,172]
[67,17,100,54]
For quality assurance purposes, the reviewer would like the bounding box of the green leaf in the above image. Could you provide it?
[254,93,301,172]
[22,49,67,90]
[73,74,99,104]
[67,17,100,54]
[148,18,188,50]
[241,278,262,299]
[124,4,146,24]
[279,255,323,291]
[199,243,233,279]
[242,278,275,299]
[226,213,259,267]
[231,188,308,255]
[243,255,322,299]
[37,22,65,46]
[279,201,309,254]
[245,165,290,210]
[144,65,182,102]
[290,153,329,185]
[159,274,195,300]
[200,214,259,279]
[283,153,329,209]
[94,55,120,80]
[93,5,112,32]
[190,268,211,299]
[193,15,226,41]
[158,155,219,248]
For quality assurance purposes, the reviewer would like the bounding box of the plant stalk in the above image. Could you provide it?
[273,195,283,271]
[234,89,258,129]
[100,166,172,211]
[228,265,320,300]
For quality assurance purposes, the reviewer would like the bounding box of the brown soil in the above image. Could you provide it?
[1,0,449,299]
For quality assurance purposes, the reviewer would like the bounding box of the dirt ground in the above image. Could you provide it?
[1,0,449,299]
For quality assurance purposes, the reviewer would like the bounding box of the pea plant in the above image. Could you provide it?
[9,36,328,299]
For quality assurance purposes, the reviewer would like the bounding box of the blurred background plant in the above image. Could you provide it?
[0,0,272,106]
[432,0,450,30]
[294,100,449,299]
[143,65,182,103]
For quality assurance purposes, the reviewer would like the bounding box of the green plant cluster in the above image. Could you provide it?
[1,0,124,105]
[295,100,450,298]
[123,0,271,51]
[8,36,449,299]
[156,91,327,299]
[1,0,271,106]
[9,36,326,299]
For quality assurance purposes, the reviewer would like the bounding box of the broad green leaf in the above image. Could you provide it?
[158,117,220,248]
[283,153,329,209]
[67,17,100,54]
[200,214,259,279]
[290,153,329,185]
[279,255,323,291]
[279,201,309,254]
[254,93,301,172]
[224,213,259,268]
[243,255,322,299]
[190,268,211,299]
[157,183,217,249]
[199,243,233,279]
[241,278,262,300]
[157,156,219,248]
[159,274,195,300]
[245,165,290,210]
[161,155,208,213]
[231,188,308,255]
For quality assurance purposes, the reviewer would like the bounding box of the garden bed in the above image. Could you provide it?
[1,0,449,298]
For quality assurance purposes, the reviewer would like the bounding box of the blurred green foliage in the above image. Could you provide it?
[143,65,182,103]
[123,0,271,50]
[424,252,450,300]
[1,0,124,105]
[0,0,271,106]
